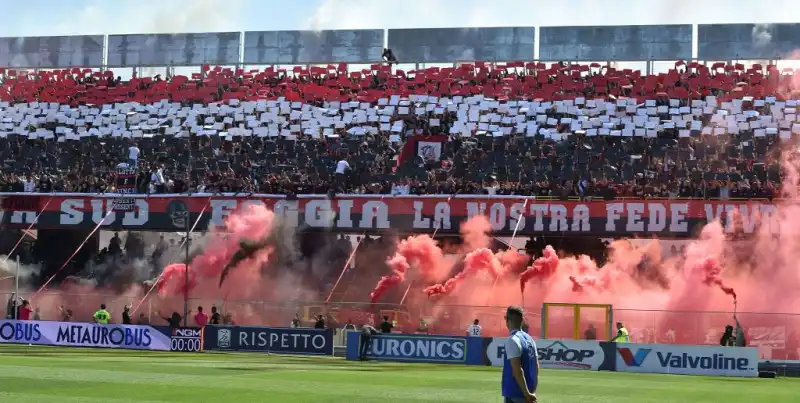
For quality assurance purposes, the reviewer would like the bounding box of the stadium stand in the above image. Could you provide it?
[1,61,796,199]
[1,25,800,351]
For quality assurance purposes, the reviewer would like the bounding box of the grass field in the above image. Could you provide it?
[0,345,797,403]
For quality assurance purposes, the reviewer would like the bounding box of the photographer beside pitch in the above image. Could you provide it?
[502,306,539,403]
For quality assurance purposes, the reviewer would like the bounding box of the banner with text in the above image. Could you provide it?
[345,332,485,365]
[616,343,759,377]
[484,338,616,371]
[113,165,137,212]
[0,193,782,237]
[0,320,171,351]
[205,325,333,355]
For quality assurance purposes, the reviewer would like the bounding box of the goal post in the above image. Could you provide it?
[541,302,613,341]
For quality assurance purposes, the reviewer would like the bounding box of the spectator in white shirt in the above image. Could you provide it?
[22,174,37,192]
[467,319,482,337]
[128,144,140,167]
[335,157,350,190]
[151,166,165,193]
[335,158,350,175]
[391,181,410,195]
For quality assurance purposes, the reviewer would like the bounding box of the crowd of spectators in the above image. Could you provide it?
[0,60,797,200]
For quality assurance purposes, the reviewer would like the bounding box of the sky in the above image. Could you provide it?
[1,0,799,37]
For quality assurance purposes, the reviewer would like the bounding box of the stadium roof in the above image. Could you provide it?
[0,23,798,68]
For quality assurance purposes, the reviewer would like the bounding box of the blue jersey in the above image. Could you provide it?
[502,330,538,398]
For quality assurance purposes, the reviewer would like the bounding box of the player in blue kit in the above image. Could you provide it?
[502,306,539,403]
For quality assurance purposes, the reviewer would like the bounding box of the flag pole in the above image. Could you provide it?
[491,198,529,297]
[14,255,20,320]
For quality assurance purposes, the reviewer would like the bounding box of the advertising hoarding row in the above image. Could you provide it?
[0,320,330,356]
[0,320,761,377]
[345,333,758,378]
[483,338,758,377]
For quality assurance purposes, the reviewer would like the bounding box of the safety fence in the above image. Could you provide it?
[2,292,798,360]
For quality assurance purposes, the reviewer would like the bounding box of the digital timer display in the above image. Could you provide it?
[170,327,204,353]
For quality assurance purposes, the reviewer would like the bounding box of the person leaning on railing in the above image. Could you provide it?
[359,324,378,361]
[136,312,149,325]
[58,305,73,322]
[93,304,110,324]
[720,317,747,347]
[194,306,209,327]
[209,306,221,325]
[5,293,18,319]
[417,318,429,334]
[122,305,132,325]
[610,322,630,343]
[17,300,33,321]
[156,310,182,328]
[720,325,736,346]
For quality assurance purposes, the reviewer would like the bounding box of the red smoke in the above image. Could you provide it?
[156,203,275,297]
[495,249,531,277]
[190,204,274,280]
[369,232,455,302]
[396,235,447,282]
[519,245,560,293]
[146,203,316,325]
[696,257,737,300]
[380,216,528,299]
[369,255,410,302]
[424,248,499,297]
[460,215,492,250]
[155,264,196,296]
[569,276,591,292]
[424,247,531,298]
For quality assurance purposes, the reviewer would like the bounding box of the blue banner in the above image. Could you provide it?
[0,320,171,350]
[345,333,485,365]
[205,326,333,355]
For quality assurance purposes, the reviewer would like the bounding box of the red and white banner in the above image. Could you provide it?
[0,193,784,236]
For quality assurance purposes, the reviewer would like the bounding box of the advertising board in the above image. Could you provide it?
[484,338,616,371]
[170,327,204,353]
[345,332,485,365]
[205,326,333,355]
[616,343,759,377]
[0,320,171,351]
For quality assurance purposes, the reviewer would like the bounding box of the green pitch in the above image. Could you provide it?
[0,346,796,403]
